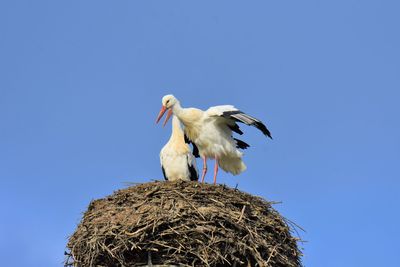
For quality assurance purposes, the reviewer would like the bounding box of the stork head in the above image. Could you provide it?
[156,94,177,126]
[162,94,178,109]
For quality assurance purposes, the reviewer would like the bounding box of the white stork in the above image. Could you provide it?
[160,115,199,182]
[156,94,272,184]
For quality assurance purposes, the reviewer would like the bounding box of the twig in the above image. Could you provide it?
[237,205,246,223]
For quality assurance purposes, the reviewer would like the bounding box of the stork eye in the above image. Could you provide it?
[166,100,170,104]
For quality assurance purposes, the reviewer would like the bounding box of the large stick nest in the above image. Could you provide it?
[66,181,302,266]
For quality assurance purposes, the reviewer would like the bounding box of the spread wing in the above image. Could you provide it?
[207,105,272,139]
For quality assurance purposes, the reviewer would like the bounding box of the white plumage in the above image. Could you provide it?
[156,95,272,184]
[160,115,198,182]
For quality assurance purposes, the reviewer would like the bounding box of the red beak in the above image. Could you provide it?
[156,106,173,126]
[163,108,173,127]
[156,105,167,124]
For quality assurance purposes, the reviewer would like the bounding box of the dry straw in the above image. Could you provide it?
[66,181,302,266]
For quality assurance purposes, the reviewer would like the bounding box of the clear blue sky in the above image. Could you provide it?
[1,1,399,266]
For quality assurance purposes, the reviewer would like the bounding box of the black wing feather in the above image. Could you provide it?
[222,110,272,139]
[188,162,199,181]
[184,134,190,144]
[184,133,200,158]
[228,123,244,135]
[191,143,200,158]
[234,138,250,149]
[161,165,168,181]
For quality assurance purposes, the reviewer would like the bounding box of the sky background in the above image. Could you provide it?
[1,1,399,266]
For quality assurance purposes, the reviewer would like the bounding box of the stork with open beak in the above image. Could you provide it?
[156,94,272,185]
[160,115,199,182]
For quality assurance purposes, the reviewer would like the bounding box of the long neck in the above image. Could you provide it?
[169,115,185,142]
[172,101,183,117]
[172,101,196,126]
[172,101,187,124]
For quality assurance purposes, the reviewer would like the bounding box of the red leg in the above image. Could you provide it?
[201,156,207,183]
[213,157,219,185]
